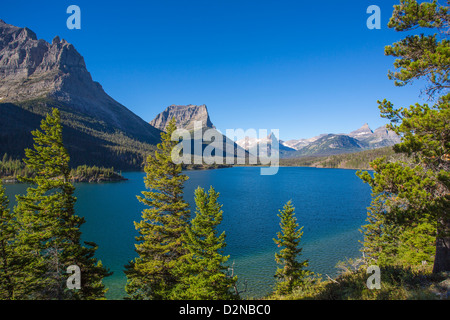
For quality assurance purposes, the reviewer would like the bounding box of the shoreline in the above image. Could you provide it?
[2,164,373,184]
[1,174,128,184]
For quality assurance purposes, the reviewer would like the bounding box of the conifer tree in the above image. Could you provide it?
[273,200,309,295]
[14,108,110,299]
[358,0,449,272]
[174,186,238,300]
[0,181,21,299]
[360,193,436,267]
[125,117,191,299]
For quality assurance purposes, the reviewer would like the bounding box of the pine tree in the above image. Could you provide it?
[360,194,400,266]
[384,0,449,97]
[273,200,309,295]
[358,0,450,273]
[0,181,21,299]
[14,108,110,299]
[360,192,436,267]
[125,117,191,300]
[174,186,238,300]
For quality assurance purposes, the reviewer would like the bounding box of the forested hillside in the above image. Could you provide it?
[279,146,400,170]
[0,20,161,170]
[0,99,158,170]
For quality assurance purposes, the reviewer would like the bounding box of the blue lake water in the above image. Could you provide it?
[4,166,372,299]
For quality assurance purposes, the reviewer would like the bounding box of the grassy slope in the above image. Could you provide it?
[266,263,449,300]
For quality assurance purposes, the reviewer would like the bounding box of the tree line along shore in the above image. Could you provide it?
[0,155,126,183]
[0,146,401,184]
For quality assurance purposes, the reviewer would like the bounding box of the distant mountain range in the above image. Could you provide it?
[0,19,401,169]
[152,106,401,160]
[237,123,401,158]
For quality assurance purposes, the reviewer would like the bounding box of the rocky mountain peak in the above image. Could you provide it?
[52,35,60,44]
[0,20,161,142]
[348,123,373,138]
[0,20,90,102]
[276,122,400,156]
[150,104,215,131]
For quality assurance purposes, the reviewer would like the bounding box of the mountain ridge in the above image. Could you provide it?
[0,19,162,169]
[150,104,248,161]
[237,123,401,158]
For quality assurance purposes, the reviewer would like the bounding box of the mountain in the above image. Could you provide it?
[0,19,401,167]
[280,146,398,170]
[347,123,373,140]
[237,123,400,158]
[236,133,296,158]
[0,20,162,169]
[289,134,366,156]
[282,124,400,158]
[283,134,327,150]
[151,104,247,162]
[360,125,402,148]
[150,104,215,131]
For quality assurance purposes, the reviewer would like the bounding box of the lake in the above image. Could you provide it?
[4,166,372,299]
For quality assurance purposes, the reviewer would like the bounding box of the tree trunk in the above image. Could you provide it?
[432,218,450,273]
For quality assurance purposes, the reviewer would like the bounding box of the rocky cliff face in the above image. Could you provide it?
[348,123,373,139]
[0,20,87,102]
[0,20,161,169]
[0,19,160,140]
[150,104,250,161]
[150,104,215,131]
[365,125,402,147]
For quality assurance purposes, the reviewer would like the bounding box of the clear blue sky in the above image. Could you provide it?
[1,0,429,140]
